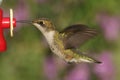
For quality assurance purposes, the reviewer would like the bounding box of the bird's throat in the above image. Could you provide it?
[43,30,56,45]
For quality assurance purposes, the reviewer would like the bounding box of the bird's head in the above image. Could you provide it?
[32,18,55,32]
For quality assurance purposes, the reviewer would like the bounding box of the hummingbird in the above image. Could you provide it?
[20,18,101,64]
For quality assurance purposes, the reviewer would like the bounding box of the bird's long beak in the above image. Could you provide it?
[16,20,33,24]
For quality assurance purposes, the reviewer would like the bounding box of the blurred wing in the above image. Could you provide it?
[60,24,97,49]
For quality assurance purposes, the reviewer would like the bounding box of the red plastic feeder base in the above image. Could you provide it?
[0,8,16,52]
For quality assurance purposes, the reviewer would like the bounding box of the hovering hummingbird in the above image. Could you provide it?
[19,18,101,64]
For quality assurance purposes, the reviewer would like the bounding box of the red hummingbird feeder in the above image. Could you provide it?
[0,8,16,52]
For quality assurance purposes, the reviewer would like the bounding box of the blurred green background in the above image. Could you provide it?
[0,0,120,80]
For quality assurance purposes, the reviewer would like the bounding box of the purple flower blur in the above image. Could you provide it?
[43,56,58,80]
[94,51,115,80]
[65,64,90,80]
[14,0,29,28]
[15,0,29,20]
[4,0,29,22]
[96,14,120,41]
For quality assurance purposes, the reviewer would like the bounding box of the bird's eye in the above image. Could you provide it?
[38,21,44,25]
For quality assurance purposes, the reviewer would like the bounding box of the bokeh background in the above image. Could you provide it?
[0,0,120,80]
